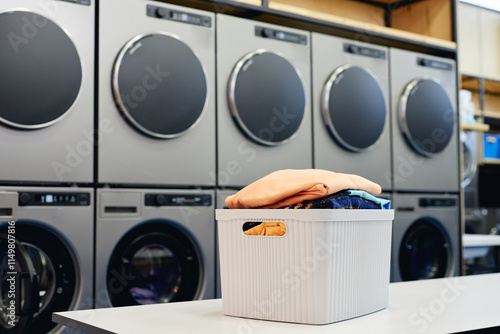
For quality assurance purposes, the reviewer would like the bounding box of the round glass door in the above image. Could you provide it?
[321,65,386,152]
[0,233,36,334]
[398,78,455,157]
[461,131,478,188]
[0,11,82,129]
[399,218,452,281]
[1,222,79,334]
[107,221,203,307]
[113,33,208,139]
[228,50,306,146]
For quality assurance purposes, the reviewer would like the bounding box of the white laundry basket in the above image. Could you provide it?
[216,209,394,325]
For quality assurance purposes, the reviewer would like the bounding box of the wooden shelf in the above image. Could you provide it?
[267,0,455,50]
[460,123,490,132]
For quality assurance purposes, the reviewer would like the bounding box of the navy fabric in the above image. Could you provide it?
[282,190,389,209]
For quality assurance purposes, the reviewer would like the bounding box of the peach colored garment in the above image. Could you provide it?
[244,222,287,236]
[225,169,382,209]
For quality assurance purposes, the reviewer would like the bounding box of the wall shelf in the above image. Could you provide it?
[460,123,490,132]
[161,0,457,56]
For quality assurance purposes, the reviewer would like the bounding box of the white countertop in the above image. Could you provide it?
[53,273,500,334]
[463,234,500,247]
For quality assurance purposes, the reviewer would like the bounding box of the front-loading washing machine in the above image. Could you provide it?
[216,14,312,188]
[0,186,94,334]
[0,0,94,184]
[391,193,460,282]
[98,0,215,187]
[312,33,391,190]
[461,130,480,209]
[95,188,215,308]
[390,48,459,192]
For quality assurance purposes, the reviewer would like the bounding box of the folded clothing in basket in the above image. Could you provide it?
[242,190,390,236]
[225,169,382,209]
[283,190,391,210]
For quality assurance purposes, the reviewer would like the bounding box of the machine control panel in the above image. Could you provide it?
[255,26,307,45]
[18,192,90,206]
[57,0,90,6]
[146,5,212,27]
[419,198,456,208]
[417,57,452,71]
[343,43,386,59]
[145,194,212,207]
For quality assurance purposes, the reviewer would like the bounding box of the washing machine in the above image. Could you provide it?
[216,14,312,188]
[461,130,480,209]
[390,48,459,192]
[95,188,215,308]
[312,33,391,190]
[0,186,94,334]
[0,0,94,184]
[98,0,215,187]
[391,193,460,282]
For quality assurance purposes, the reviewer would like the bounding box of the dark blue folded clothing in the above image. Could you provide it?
[281,190,390,210]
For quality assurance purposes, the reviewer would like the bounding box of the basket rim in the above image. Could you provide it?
[216,208,394,222]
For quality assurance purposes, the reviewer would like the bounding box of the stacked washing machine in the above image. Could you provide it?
[389,49,461,282]
[0,1,95,333]
[95,0,217,309]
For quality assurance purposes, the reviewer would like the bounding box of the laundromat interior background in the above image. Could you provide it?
[1,0,500,333]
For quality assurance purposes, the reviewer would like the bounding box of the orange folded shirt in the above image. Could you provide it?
[225,169,382,209]
[243,222,287,236]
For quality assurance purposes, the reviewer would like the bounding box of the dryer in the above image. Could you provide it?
[95,188,215,308]
[461,130,480,209]
[312,33,391,190]
[0,186,94,334]
[98,0,215,187]
[216,14,312,188]
[391,193,460,282]
[0,0,94,184]
[390,48,459,192]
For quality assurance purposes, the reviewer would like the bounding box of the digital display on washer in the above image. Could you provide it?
[145,194,212,207]
[18,192,90,206]
[57,0,91,5]
[322,65,386,152]
[399,79,455,157]
[146,5,212,27]
[228,50,306,146]
[113,33,207,139]
[0,11,82,129]
[255,26,307,45]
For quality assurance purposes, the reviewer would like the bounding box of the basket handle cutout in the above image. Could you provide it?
[242,221,287,236]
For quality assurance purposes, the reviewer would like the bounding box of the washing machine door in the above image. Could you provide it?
[321,65,386,152]
[228,50,306,146]
[113,33,208,139]
[398,78,456,157]
[461,131,478,188]
[0,221,79,334]
[398,217,453,281]
[0,10,82,129]
[107,220,203,307]
[0,233,39,334]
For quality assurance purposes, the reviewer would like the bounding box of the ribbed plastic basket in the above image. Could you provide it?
[216,209,394,325]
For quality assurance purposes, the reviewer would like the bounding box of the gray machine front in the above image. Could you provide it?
[391,193,460,282]
[0,186,94,334]
[390,48,459,192]
[312,33,391,190]
[95,188,216,308]
[0,0,94,183]
[216,14,312,188]
[98,0,216,186]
